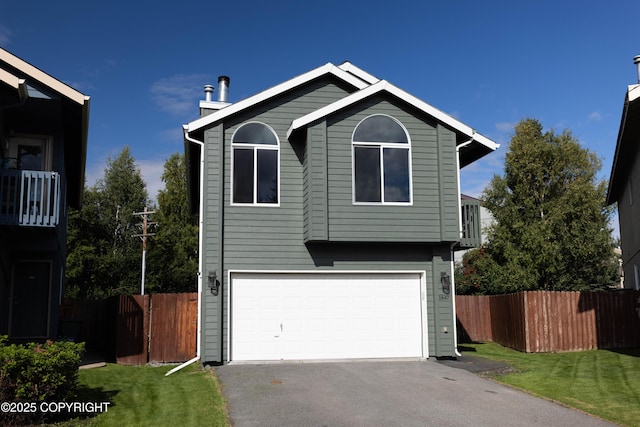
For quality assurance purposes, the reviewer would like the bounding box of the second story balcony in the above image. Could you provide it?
[456,197,482,250]
[0,168,60,227]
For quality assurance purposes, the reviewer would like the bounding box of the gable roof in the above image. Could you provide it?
[184,61,498,167]
[186,62,370,133]
[0,48,88,105]
[0,47,90,207]
[287,79,498,166]
[607,84,640,205]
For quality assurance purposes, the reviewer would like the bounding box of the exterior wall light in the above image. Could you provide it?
[208,271,219,296]
[441,272,451,295]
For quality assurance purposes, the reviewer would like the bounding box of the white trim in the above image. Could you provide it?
[338,61,380,85]
[351,114,413,205]
[287,79,499,153]
[0,47,87,105]
[628,84,640,103]
[230,122,281,207]
[187,63,370,133]
[8,135,53,171]
[288,81,389,139]
[226,269,429,363]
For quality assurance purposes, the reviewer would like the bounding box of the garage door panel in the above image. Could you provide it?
[231,273,423,361]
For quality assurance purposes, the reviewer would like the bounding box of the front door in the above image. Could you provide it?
[9,260,51,339]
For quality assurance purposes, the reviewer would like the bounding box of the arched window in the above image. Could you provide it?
[352,115,412,204]
[231,122,279,205]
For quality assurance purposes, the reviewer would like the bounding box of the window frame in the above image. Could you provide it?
[351,114,413,206]
[230,122,280,207]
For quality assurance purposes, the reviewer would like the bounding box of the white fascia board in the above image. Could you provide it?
[186,63,371,133]
[0,67,21,90]
[628,84,640,102]
[287,80,390,138]
[338,61,380,84]
[383,82,499,151]
[287,79,499,153]
[0,48,87,105]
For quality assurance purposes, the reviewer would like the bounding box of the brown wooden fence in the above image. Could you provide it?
[60,293,197,365]
[456,290,640,352]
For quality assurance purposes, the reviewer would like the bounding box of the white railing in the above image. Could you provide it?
[0,169,60,227]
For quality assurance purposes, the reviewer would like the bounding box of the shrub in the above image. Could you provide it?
[0,336,85,425]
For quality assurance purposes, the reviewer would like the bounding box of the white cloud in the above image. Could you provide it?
[0,25,12,46]
[495,121,516,134]
[587,111,603,122]
[138,158,166,203]
[150,73,209,118]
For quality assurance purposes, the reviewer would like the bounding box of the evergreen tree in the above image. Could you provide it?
[458,119,618,294]
[146,153,198,293]
[66,146,149,298]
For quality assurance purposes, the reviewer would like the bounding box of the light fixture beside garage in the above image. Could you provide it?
[440,272,451,295]
[208,271,219,296]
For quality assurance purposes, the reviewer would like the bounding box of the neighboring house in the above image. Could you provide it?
[0,48,90,341]
[454,194,494,263]
[183,62,498,363]
[607,55,640,291]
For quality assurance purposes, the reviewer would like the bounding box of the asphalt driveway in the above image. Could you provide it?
[216,359,615,427]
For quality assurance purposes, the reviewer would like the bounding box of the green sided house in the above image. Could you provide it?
[0,48,89,341]
[183,62,497,364]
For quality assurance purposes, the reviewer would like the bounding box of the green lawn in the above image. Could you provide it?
[54,363,228,427]
[461,342,640,426]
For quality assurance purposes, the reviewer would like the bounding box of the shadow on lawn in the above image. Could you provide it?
[607,348,640,358]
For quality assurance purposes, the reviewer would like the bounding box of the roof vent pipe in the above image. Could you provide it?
[203,85,214,102]
[634,55,640,84]
[218,76,230,103]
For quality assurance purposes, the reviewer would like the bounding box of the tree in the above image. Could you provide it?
[145,153,198,293]
[66,146,150,298]
[467,118,618,294]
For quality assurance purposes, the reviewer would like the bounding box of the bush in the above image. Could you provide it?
[0,336,85,425]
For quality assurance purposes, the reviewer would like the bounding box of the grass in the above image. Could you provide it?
[51,362,228,427]
[461,342,640,426]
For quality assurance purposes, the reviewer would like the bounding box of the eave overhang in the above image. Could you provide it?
[287,79,499,167]
[607,84,640,205]
[0,47,90,207]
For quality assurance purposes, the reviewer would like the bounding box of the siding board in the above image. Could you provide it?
[198,75,460,362]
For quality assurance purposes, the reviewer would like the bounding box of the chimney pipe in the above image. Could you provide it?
[218,76,230,103]
[634,55,640,84]
[203,85,214,102]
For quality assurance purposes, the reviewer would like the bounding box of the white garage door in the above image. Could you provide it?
[230,272,424,361]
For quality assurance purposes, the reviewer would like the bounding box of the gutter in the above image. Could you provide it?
[451,137,475,358]
[166,126,205,376]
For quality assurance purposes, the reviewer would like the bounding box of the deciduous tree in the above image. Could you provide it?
[457,119,618,294]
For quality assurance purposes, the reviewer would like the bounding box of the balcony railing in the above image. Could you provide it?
[457,198,482,249]
[0,169,60,227]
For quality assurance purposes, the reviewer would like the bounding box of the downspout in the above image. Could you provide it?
[452,136,475,357]
[166,126,205,376]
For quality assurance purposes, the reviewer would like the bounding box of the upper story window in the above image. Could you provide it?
[352,115,412,204]
[231,122,279,205]
[4,137,51,171]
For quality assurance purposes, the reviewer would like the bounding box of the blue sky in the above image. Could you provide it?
[2,1,639,236]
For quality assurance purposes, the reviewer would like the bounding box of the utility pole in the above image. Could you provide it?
[133,206,157,295]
